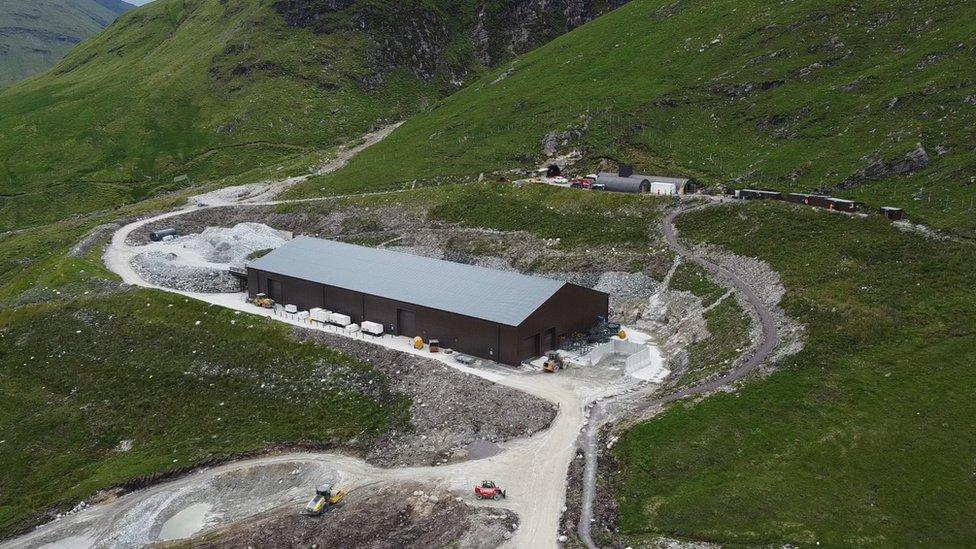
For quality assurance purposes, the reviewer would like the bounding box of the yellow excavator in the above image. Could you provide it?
[305,484,346,515]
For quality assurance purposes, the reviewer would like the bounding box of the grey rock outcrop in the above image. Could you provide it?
[838,142,931,190]
[274,0,628,82]
[864,142,930,178]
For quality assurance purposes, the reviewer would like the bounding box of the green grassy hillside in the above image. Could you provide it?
[612,202,976,546]
[0,0,437,230]
[0,194,410,536]
[0,290,407,536]
[0,0,620,231]
[290,0,976,236]
[0,0,133,89]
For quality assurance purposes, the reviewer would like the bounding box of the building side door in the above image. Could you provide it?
[520,333,541,361]
[267,278,282,302]
[397,309,416,337]
[544,328,556,352]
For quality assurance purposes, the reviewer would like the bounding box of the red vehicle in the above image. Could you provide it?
[474,480,507,500]
[570,178,592,189]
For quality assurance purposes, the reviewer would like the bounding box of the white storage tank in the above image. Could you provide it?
[328,312,352,327]
[361,321,384,336]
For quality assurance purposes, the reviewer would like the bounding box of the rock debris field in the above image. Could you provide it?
[183,482,519,549]
[129,223,290,293]
[294,328,557,467]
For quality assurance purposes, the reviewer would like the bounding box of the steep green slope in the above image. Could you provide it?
[291,0,976,235]
[0,192,412,537]
[0,0,621,231]
[0,291,406,536]
[612,202,976,546]
[0,0,133,89]
[0,0,432,230]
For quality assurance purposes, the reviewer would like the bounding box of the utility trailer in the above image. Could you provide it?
[737,189,783,200]
[328,312,352,327]
[361,321,384,336]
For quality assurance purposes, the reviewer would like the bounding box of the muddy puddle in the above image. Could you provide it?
[158,502,213,541]
[466,440,502,460]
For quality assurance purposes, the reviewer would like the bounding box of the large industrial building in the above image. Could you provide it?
[246,237,609,365]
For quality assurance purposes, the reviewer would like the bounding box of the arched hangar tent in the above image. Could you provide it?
[595,172,693,195]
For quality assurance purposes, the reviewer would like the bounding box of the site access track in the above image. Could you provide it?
[6,126,657,549]
[53,203,636,549]
[4,123,782,549]
[576,202,783,549]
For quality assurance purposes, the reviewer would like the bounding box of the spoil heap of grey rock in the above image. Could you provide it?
[131,251,240,293]
[294,328,557,466]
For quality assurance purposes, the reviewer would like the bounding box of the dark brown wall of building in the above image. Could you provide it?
[247,269,607,366]
[512,283,608,362]
[328,286,364,319]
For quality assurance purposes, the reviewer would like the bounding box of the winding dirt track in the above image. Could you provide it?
[96,209,634,549]
[4,129,778,549]
[576,203,782,549]
[3,127,663,549]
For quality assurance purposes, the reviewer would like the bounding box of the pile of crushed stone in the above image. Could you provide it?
[129,223,290,293]
[131,252,240,293]
[180,223,290,264]
[293,327,557,467]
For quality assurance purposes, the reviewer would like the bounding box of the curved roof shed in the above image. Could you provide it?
[596,173,650,193]
[596,172,693,195]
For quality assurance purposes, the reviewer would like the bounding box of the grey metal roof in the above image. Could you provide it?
[596,174,649,193]
[248,237,568,326]
[596,172,691,193]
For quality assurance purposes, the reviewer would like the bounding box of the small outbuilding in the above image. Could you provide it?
[824,197,858,212]
[596,168,693,195]
[787,193,860,212]
[737,189,783,200]
[880,206,903,220]
[786,193,826,207]
[246,237,609,365]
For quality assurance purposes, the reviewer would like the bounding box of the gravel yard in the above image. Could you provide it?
[131,252,240,292]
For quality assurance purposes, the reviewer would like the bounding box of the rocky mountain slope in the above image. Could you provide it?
[274,0,625,81]
[290,0,976,236]
[0,0,622,231]
[0,0,134,88]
